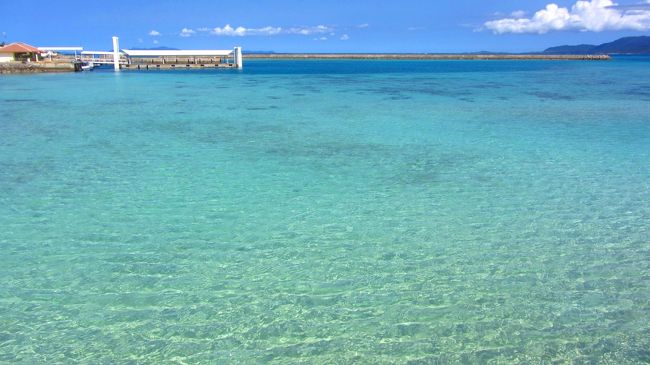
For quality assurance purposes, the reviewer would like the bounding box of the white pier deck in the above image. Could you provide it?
[78,37,243,70]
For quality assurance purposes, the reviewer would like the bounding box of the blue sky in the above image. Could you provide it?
[3,0,650,52]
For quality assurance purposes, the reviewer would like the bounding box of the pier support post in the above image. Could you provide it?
[112,36,120,71]
[234,46,243,69]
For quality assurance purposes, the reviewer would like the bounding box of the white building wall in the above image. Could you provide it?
[0,53,14,63]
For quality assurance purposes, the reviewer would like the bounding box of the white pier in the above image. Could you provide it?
[81,37,243,71]
[80,51,127,65]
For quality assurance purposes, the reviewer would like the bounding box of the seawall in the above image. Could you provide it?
[0,62,80,74]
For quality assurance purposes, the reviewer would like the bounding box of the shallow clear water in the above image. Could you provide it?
[1,58,650,364]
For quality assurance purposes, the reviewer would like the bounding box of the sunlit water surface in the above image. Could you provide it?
[1,58,649,364]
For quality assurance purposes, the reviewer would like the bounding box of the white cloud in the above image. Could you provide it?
[153,40,159,45]
[485,0,650,34]
[340,34,350,40]
[357,23,369,28]
[314,36,328,41]
[211,24,282,36]
[287,25,332,35]
[510,10,527,18]
[179,28,196,37]
[137,38,143,44]
[208,24,331,36]
[148,30,161,36]
[197,27,210,32]
[212,24,249,36]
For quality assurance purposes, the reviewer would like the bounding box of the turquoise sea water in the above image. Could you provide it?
[1,57,650,364]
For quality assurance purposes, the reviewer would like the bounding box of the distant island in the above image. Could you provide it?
[544,36,650,55]
[245,54,609,61]
[125,36,649,58]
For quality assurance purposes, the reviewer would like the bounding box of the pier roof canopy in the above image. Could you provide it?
[122,49,233,57]
[0,42,40,53]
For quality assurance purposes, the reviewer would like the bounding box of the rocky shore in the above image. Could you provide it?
[0,62,80,74]
[245,54,612,61]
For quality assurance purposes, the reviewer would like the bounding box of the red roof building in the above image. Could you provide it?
[0,42,41,62]
[0,42,41,53]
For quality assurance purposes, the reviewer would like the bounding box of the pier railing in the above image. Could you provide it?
[79,55,126,65]
[125,57,230,65]
[120,56,236,70]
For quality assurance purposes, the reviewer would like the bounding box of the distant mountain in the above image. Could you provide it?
[591,36,650,54]
[543,36,650,54]
[543,44,597,54]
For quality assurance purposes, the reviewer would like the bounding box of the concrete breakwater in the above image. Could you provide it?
[0,62,81,74]
[246,54,612,61]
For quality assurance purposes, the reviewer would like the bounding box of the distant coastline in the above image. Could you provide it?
[245,54,611,61]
